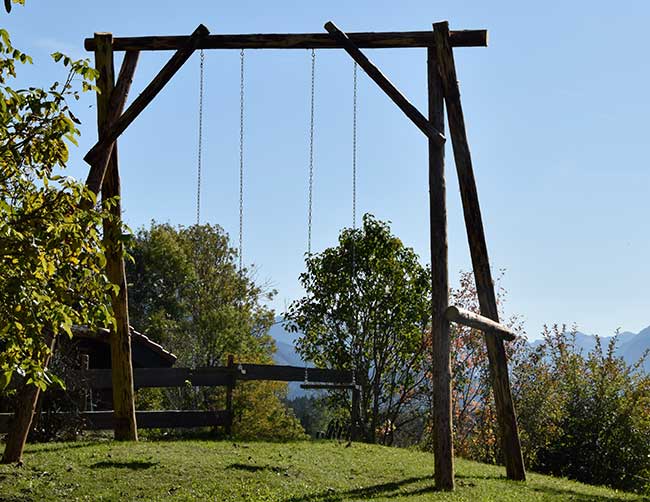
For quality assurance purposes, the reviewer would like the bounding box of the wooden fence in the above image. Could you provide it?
[0,362,360,437]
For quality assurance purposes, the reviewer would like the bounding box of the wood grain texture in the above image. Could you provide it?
[94,33,138,442]
[84,25,209,168]
[85,50,139,195]
[84,29,488,52]
[432,21,526,482]
[427,45,455,491]
[445,306,517,342]
[324,21,445,147]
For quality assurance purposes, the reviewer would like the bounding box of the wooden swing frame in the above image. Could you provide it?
[81,20,525,490]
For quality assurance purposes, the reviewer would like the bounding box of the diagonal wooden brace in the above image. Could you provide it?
[84,24,210,185]
[433,20,526,482]
[324,21,445,147]
[85,50,139,195]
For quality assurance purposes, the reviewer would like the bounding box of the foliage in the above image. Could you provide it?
[0,29,113,391]
[285,395,336,437]
[512,326,650,493]
[285,214,431,444]
[126,222,303,439]
[0,439,645,501]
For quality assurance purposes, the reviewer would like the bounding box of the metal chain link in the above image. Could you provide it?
[307,49,316,255]
[239,49,245,272]
[352,61,358,231]
[196,49,205,226]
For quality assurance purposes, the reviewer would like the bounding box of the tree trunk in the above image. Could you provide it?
[1,332,56,464]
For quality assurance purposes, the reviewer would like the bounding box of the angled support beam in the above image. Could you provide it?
[324,21,445,147]
[84,24,210,169]
[432,21,526,481]
[445,306,517,342]
[85,50,139,195]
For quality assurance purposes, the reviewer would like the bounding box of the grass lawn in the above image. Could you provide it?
[0,439,646,501]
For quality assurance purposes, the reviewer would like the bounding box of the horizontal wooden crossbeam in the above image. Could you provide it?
[84,29,488,52]
[444,306,517,342]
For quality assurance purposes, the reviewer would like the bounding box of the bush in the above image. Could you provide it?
[512,326,650,492]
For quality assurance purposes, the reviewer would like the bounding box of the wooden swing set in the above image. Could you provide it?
[78,20,524,491]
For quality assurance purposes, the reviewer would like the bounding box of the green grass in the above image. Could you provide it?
[0,439,646,501]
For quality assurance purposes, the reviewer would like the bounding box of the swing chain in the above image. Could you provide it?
[239,48,245,272]
[307,48,316,255]
[352,61,358,231]
[196,49,205,226]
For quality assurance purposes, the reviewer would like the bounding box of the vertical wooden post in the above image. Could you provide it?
[427,45,454,491]
[94,33,138,441]
[225,354,234,434]
[350,383,360,442]
[432,21,525,481]
[1,333,56,464]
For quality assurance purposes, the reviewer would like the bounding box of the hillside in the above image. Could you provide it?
[0,439,644,501]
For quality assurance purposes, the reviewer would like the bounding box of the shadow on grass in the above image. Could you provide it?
[280,473,644,502]
[90,460,159,470]
[281,475,436,502]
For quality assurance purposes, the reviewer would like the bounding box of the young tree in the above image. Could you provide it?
[126,223,304,438]
[0,31,114,463]
[285,214,431,443]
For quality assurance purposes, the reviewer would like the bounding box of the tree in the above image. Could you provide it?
[285,214,431,444]
[126,222,304,439]
[0,31,114,463]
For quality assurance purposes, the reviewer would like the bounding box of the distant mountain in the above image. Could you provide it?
[269,318,309,399]
[530,325,650,372]
[269,319,650,392]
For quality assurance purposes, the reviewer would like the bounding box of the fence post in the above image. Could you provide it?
[225,355,234,434]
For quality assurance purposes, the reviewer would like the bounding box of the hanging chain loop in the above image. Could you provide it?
[307,49,316,255]
[239,49,245,272]
[352,61,358,231]
[196,49,205,225]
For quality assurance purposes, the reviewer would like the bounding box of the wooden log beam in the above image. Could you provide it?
[84,24,210,168]
[94,33,138,442]
[79,367,233,389]
[299,383,360,390]
[445,306,517,342]
[324,21,445,147]
[427,44,454,491]
[85,50,139,196]
[237,364,352,383]
[84,29,488,52]
[432,21,526,482]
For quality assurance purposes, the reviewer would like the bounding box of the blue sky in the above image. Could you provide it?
[4,1,650,339]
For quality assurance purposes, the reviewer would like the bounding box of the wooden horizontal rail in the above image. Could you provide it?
[77,364,354,389]
[85,29,488,52]
[237,364,352,383]
[79,367,233,389]
[300,383,361,390]
[444,306,517,341]
[0,410,231,432]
